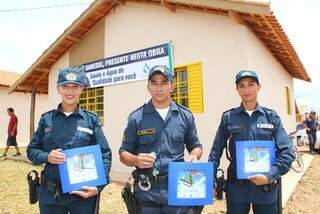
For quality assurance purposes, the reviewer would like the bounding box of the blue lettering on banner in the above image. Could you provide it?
[81,43,172,87]
[83,43,169,73]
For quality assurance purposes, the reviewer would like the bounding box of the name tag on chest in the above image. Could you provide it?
[77,127,93,135]
[257,123,274,129]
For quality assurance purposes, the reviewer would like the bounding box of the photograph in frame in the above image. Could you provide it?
[168,162,214,206]
[58,144,107,193]
[236,140,276,179]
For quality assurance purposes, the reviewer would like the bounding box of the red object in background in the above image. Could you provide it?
[8,114,18,136]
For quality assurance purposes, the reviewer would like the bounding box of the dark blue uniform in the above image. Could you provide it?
[119,100,202,214]
[208,105,294,214]
[303,117,319,154]
[27,104,112,214]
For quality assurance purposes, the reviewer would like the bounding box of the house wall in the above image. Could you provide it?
[46,2,297,181]
[0,86,48,148]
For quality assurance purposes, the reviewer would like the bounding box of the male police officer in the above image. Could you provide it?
[208,70,294,214]
[119,65,202,214]
[303,111,319,155]
[27,67,112,214]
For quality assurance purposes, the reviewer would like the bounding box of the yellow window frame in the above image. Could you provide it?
[171,62,204,113]
[79,87,104,123]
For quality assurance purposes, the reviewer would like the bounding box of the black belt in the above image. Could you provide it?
[228,178,278,192]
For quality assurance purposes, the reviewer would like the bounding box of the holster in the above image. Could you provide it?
[27,170,40,204]
[121,182,137,214]
[215,168,226,200]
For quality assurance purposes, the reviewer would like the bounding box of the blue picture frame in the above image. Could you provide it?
[168,162,214,206]
[236,140,276,179]
[58,144,107,193]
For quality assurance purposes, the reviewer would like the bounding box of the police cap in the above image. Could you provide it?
[57,67,89,87]
[235,70,259,84]
[148,65,174,82]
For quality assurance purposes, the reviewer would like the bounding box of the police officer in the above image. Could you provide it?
[303,111,319,155]
[208,70,294,214]
[119,65,203,214]
[27,67,112,214]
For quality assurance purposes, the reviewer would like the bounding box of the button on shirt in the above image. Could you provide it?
[208,105,294,204]
[119,101,202,204]
[120,100,201,175]
[27,104,112,205]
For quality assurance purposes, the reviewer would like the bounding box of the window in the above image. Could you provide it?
[79,87,104,123]
[171,62,204,113]
[285,86,292,115]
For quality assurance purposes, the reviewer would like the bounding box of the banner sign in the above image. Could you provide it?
[83,43,173,88]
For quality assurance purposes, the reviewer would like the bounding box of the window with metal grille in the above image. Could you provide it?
[285,86,292,115]
[171,62,203,113]
[79,87,104,123]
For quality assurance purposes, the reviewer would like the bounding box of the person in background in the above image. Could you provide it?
[303,111,319,155]
[2,107,21,157]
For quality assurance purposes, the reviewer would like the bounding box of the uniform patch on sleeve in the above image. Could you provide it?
[137,128,156,136]
[257,123,274,129]
[77,126,93,135]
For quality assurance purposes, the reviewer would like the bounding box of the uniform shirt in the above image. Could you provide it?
[303,118,319,133]
[208,104,294,204]
[119,100,202,175]
[8,114,18,136]
[27,104,112,205]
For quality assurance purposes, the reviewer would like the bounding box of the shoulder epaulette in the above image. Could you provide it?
[129,104,145,116]
[85,110,98,117]
[176,103,192,113]
[262,106,277,115]
[41,109,55,117]
[222,108,235,115]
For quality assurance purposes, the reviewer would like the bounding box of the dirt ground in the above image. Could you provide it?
[0,148,319,214]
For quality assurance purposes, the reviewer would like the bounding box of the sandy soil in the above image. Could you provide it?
[0,148,318,214]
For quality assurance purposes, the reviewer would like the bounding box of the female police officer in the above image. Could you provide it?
[27,67,112,214]
[208,70,294,214]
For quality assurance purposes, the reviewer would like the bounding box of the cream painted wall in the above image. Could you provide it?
[48,53,69,109]
[104,2,259,174]
[0,86,48,148]
[45,2,297,179]
[242,28,296,132]
[69,19,105,66]
[104,2,297,176]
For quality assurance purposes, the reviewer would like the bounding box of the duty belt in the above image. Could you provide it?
[228,178,278,192]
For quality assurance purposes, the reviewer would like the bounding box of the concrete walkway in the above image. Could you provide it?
[281,152,314,207]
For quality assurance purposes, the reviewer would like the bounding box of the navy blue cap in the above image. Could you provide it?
[57,67,89,87]
[235,70,259,84]
[148,65,174,82]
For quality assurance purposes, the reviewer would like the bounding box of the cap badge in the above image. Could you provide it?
[241,71,252,77]
[66,73,77,81]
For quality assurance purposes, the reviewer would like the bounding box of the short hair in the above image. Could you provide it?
[310,111,316,115]
[7,107,14,113]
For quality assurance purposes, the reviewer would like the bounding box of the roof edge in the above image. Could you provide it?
[168,0,271,15]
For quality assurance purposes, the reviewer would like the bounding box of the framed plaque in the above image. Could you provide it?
[236,140,276,179]
[58,145,107,193]
[168,162,214,206]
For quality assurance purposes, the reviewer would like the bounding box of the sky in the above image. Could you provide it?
[0,0,319,111]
